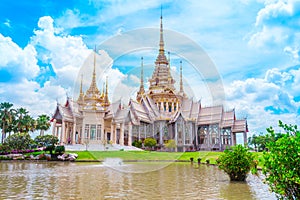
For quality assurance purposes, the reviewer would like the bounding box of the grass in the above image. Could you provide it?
[68,150,224,164]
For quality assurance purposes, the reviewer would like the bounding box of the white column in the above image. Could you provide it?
[138,125,141,141]
[159,122,163,145]
[152,124,155,138]
[144,124,146,139]
[190,123,193,145]
[171,102,174,112]
[195,124,198,146]
[72,119,76,144]
[61,120,65,145]
[101,123,105,142]
[166,102,169,112]
[160,102,164,111]
[175,122,178,145]
[176,102,179,111]
[120,123,125,145]
[111,123,115,144]
[52,119,56,136]
[128,123,132,146]
[183,122,185,145]
[243,131,247,145]
[65,123,70,144]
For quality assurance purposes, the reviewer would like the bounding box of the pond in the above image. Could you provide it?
[0,161,275,199]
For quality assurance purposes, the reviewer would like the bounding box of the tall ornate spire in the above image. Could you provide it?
[180,61,184,93]
[84,47,101,105]
[103,76,110,108]
[77,74,84,105]
[155,7,168,65]
[136,57,145,102]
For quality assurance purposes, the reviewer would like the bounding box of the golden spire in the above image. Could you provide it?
[180,61,184,93]
[77,74,84,104]
[103,76,110,107]
[136,57,145,102]
[155,6,168,65]
[141,57,144,90]
[84,47,101,103]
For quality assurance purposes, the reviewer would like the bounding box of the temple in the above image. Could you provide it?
[51,15,248,151]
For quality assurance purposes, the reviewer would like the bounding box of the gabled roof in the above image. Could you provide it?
[232,119,248,133]
[197,105,223,125]
[104,99,122,119]
[221,109,235,128]
[129,99,152,123]
[140,96,160,120]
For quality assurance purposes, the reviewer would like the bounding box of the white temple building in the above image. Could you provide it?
[51,15,248,151]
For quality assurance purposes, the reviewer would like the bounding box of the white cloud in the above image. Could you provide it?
[0,34,39,80]
[225,66,300,133]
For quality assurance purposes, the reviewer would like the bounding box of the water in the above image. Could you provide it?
[0,161,276,200]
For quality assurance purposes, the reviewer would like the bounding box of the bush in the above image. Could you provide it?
[55,145,65,154]
[144,138,157,150]
[0,144,11,155]
[4,132,34,151]
[263,121,300,199]
[165,139,176,151]
[132,140,142,148]
[34,135,59,147]
[217,145,255,181]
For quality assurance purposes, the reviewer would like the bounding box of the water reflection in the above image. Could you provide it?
[0,162,276,200]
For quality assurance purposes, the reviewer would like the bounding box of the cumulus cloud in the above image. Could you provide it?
[225,65,300,133]
[0,34,39,80]
[249,0,300,61]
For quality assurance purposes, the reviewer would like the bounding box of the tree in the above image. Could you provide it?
[144,138,157,150]
[36,114,50,136]
[0,102,15,143]
[15,107,29,133]
[4,132,33,151]
[34,135,59,154]
[217,145,255,181]
[263,121,300,199]
[165,139,176,151]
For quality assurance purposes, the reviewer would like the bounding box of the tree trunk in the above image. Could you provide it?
[40,130,44,136]
[2,123,6,144]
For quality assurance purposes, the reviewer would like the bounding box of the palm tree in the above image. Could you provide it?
[15,107,29,133]
[22,115,36,133]
[36,114,50,136]
[0,102,15,143]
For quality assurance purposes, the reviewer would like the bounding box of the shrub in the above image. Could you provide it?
[55,145,65,154]
[144,138,157,150]
[4,132,33,151]
[132,140,142,148]
[0,144,11,155]
[165,139,176,151]
[34,135,59,147]
[217,145,255,181]
[263,121,300,199]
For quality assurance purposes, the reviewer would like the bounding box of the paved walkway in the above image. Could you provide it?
[65,144,143,151]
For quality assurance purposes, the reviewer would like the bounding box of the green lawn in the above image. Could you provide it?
[68,150,225,164]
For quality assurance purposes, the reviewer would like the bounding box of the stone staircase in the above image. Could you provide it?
[65,144,143,151]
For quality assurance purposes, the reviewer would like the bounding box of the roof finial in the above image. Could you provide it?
[141,57,144,89]
[180,61,184,93]
[168,51,170,68]
[159,6,164,56]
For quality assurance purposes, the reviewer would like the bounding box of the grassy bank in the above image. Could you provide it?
[68,151,264,166]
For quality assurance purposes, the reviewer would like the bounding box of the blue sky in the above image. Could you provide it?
[0,0,300,135]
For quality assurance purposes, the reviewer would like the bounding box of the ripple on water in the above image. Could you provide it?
[0,162,276,200]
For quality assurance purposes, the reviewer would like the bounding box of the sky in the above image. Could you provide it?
[0,0,300,136]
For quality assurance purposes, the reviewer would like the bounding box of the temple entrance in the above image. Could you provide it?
[107,132,111,142]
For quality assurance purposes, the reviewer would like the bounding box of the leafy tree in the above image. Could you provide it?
[4,132,33,151]
[36,114,50,136]
[132,140,142,148]
[34,135,59,154]
[144,138,157,150]
[0,102,15,143]
[217,145,255,181]
[263,121,300,199]
[165,139,176,151]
